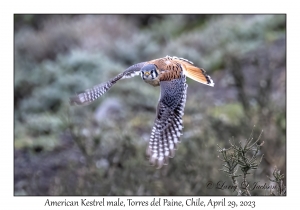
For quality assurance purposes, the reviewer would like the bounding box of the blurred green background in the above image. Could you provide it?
[14,14,286,195]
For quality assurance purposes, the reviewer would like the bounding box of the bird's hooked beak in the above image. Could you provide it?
[141,71,151,80]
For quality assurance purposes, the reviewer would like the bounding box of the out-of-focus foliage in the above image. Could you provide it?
[14,14,286,195]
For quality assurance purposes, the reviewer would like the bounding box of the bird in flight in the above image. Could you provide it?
[70,55,214,168]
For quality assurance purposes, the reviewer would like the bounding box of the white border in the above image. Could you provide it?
[3,0,297,209]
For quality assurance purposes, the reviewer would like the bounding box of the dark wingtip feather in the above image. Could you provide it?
[69,95,82,106]
[69,93,91,106]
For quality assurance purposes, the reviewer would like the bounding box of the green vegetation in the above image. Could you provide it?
[14,14,286,195]
[217,127,265,195]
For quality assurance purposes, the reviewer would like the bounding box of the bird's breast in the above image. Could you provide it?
[144,78,160,86]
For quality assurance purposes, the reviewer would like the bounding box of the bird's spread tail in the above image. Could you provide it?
[183,64,214,87]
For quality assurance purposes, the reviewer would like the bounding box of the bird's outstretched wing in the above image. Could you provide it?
[147,73,188,168]
[69,62,146,105]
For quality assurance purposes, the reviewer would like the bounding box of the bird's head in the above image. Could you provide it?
[141,64,158,81]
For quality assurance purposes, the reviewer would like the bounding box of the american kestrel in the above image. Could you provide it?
[70,55,214,168]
